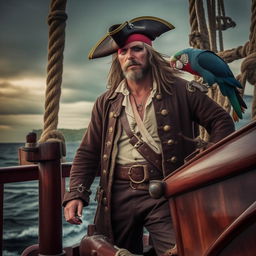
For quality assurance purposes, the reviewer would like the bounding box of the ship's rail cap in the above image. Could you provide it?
[164,121,256,197]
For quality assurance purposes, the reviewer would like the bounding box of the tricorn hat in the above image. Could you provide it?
[88,16,175,59]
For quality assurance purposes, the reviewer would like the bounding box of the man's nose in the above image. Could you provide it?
[126,49,134,59]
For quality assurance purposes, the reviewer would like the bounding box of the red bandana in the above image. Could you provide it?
[118,33,152,54]
[124,33,152,46]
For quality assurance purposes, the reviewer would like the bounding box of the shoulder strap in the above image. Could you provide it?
[120,110,162,171]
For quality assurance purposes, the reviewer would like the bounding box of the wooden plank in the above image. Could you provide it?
[0,163,72,184]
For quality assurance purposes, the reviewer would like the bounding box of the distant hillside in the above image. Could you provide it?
[33,128,86,142]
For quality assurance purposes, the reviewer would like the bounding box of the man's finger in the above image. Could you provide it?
[77,201,83,217]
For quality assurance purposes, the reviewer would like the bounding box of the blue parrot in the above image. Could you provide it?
[170,48,247,120]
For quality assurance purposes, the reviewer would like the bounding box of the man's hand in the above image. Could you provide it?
[64,199,83,225]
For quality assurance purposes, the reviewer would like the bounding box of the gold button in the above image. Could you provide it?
[109,112,114,118]
[108,127,113,133]
[102,169,107,175]
[106,141,111,147]
[167,139,175,145]
[156,94,162,100]
[169,156,177,163]
[163,125,171,132]
[113,113,118,118]
[160,109,168,116]
[103,154,108,160]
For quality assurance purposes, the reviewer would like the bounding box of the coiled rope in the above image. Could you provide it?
[114,249,135,256]
[39,0,67,155]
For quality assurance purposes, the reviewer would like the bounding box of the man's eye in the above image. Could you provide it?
[119,49,127,55]
[133,46,143,51]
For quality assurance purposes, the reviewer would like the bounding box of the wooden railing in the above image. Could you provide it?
[165,120,256,256]
[0,144,72,256]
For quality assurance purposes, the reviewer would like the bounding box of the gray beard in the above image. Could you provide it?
[123,69,144,81]
[123,66,150,82]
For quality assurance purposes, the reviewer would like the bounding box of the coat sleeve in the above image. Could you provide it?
[186,87,235,143]
[62,95,104,207]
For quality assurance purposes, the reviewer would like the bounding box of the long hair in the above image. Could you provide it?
[107,43,179,94]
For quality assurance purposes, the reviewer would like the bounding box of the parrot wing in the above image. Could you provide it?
[194,50,247,120]
[196,51,236,80]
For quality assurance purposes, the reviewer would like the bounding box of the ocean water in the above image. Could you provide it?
[0,95,253,255]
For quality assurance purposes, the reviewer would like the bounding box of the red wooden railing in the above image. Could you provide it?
[0,147,72,256]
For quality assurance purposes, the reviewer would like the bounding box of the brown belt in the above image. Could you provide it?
[114,163,163,184]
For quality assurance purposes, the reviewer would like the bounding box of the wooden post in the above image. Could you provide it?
[0,183,3,256]
[23,133,65,255]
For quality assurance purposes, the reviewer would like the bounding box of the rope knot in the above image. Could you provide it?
[189,31,209,49]
[39,129,66,156]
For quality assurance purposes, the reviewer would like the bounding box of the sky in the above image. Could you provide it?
[0,0,253,142]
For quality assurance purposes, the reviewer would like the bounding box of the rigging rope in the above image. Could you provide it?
[189,0,231,141]
[188,0,256,138]
[239,0,256,120]
[39,0,67,155]
[189,0,210,49]
[207,0,217,52]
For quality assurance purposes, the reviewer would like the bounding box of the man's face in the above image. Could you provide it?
[117,41,150,81]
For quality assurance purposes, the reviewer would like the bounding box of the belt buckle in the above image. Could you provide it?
[128,164,149,184]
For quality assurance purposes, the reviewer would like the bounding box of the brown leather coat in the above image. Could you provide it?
[63,77,235,240]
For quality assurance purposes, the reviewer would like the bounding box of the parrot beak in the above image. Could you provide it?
[170,56,184,70]
[170,56,177,68]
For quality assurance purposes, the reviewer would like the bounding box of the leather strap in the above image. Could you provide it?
[114,163,163,182]
[120,110,162,171]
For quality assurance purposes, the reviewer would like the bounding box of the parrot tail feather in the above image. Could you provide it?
[235,89,247,109]
[232,110,239,122]
[227,89,243,119]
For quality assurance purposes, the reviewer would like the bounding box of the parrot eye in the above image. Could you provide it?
[180,53,188,64]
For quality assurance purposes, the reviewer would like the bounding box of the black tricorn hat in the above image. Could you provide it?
[88,16,175,59]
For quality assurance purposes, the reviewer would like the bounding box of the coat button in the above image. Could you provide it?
[168,156,178,163]
[108,127,113,133]
[160,109,168,116]
[156,94,162,100]
[167,139,175,145]
[103,154,108,160]
[109,112,114,118]
[106,141,111,147]
[102,169,107,175]
[163,125,171,132]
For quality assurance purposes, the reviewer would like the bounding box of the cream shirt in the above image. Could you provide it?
[115,80,162,165]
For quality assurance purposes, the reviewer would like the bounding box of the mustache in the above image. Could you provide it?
[124,60,141,70]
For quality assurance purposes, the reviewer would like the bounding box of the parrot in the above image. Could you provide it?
[170,48,247,120]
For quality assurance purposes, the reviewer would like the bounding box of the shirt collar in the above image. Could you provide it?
[115,79,157,96]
